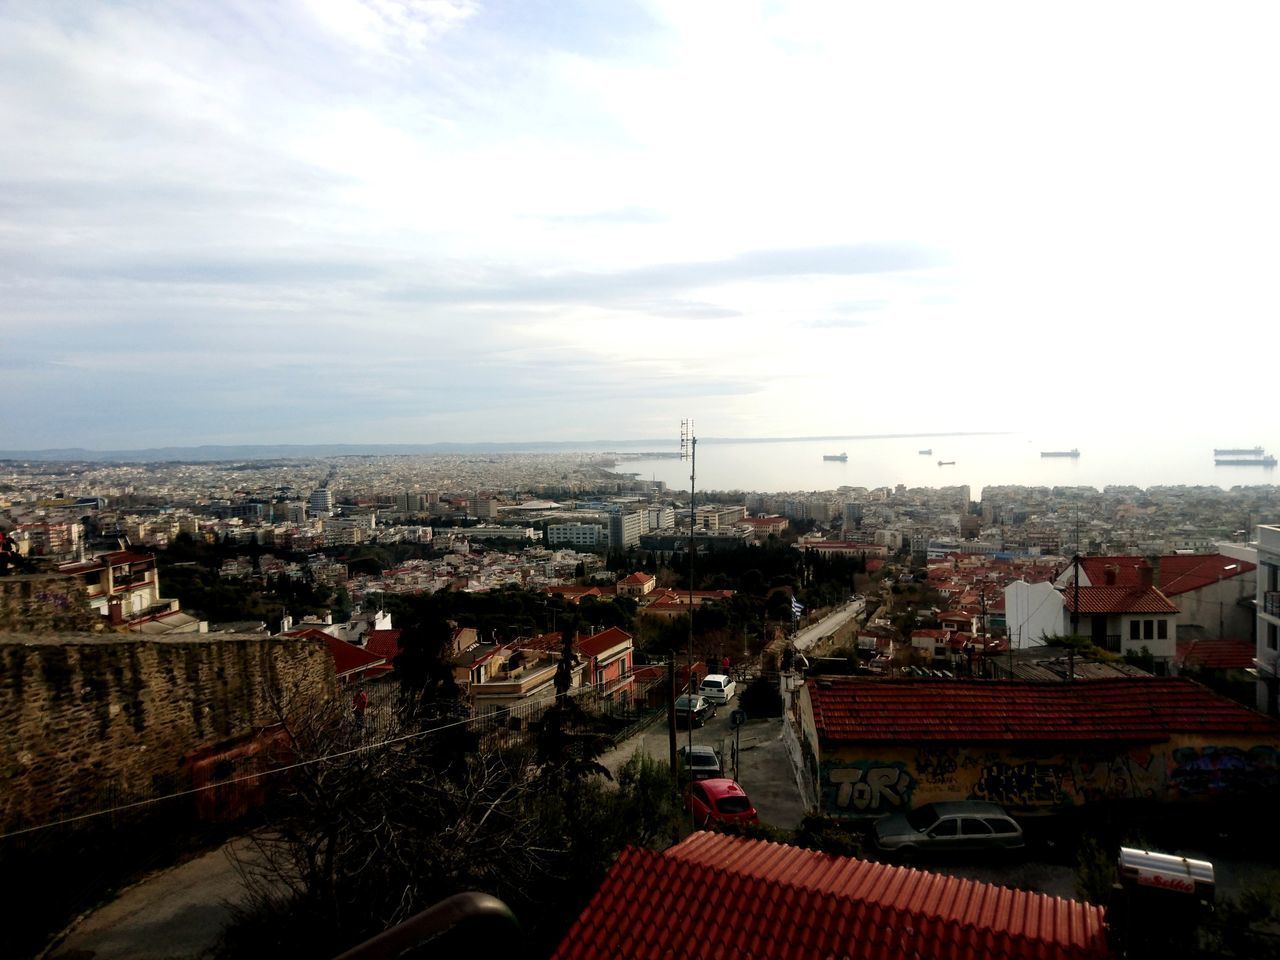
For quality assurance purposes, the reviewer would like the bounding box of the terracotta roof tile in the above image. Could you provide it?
[1062,585,1177,614]
[554,833,1111,960]
[1158,554,1256,596]
[1176,638,1257,671]
[808,677,1280,743]
[364,628,402,660]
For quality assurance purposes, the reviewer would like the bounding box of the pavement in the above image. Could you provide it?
[45,839,254,960]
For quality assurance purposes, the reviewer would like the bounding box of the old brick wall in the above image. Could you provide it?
[0,633,336,831]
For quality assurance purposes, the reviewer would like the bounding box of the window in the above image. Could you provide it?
[961,818,993,836]
[1144,619,1154,640]
[929,818,958,838]
[1157,620,1168,640]
[717,796,752,814]
[984,818,1019,835]
[1269,624,1278,650]
[1130,620,1141,640]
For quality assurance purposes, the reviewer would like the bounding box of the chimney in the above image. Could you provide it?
[1104,565,1118,586]
[1139,565,1153,588]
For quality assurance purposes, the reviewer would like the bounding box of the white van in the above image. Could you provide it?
[699,674,736,704]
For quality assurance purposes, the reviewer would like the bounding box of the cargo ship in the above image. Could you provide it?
[1214,447,1264,456]
[918,449,932,455]
[1040,449,1080,458]
[937,460,955,466]
[1215,455,1277,466]
[823,452,848,462]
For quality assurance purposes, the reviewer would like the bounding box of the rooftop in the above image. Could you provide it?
[553,832,1110,960]
[808,677,1280,743]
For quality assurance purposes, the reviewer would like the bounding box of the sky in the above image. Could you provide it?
[2,0,1278,450]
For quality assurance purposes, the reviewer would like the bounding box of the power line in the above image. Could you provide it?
[1,669,651,843]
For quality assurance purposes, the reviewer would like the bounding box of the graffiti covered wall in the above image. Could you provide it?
[817,738,1280,818]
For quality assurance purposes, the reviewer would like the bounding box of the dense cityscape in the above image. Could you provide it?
[3,449,1280,958]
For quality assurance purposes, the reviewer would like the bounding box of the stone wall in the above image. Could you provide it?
[0,575,100,633]
[0,632,336,831]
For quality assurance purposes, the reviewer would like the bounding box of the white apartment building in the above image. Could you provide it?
[547,522,607,550]
[608,510,645,549]
[308,487,334,518]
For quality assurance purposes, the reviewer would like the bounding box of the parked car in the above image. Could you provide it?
[699,673,737,704]
[678,744,723,780]
[685,778,759,828]
[872,801,1024,856]
[674,694,715,728]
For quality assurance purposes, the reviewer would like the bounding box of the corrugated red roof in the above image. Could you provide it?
[1062,585,1177,614]
[808,677,1280,743]
[1158,554,1256,596]
[553,833,1111,960]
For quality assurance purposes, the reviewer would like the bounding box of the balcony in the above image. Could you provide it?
[1105,635,1123,653]
[1265,592,1280,618]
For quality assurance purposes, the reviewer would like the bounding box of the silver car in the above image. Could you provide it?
[677,744,723,780]
[873,801,1024,855]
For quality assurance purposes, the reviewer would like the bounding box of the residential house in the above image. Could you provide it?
[1060,582,1178,669]
[1159,553,1256,640]
[616,571,656,598]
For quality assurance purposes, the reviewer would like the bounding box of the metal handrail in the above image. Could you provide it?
[333,892,520,960]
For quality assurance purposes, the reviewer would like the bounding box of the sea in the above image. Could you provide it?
[609,432,1280,495]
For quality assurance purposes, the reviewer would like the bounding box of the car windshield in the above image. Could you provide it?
[716,795,752,814]
[904,805,938,831]
[675,696,698,710]
[687,753,717,768]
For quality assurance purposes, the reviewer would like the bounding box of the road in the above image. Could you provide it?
[601,692,807,830]
[46,838,256,960]
[793,598,865,653]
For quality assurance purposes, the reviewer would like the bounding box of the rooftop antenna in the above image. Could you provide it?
[680,418,697,781]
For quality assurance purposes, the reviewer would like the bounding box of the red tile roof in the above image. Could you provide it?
[1062,585,1177,614]
[1176,638,1257,671]
[553,833,1111,960]
[1079,557,1150,586]
[1158,554,1256,596]
[364,628,402,660]
[578,626,632,658]
[619,572,654,585]
[807,678,1280,744]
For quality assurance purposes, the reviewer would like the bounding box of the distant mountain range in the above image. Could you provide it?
[0,432,1006,463]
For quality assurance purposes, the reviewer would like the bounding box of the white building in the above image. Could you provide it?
[547,522,607,550]
[1004,580,1065,648]
[308,487,334,518]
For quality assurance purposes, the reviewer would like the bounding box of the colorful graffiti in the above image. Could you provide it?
[822,761,916,815]
[1169,745,1280,798]
[971,760,1073,807]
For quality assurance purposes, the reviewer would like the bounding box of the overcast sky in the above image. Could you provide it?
[3,1,1278,449]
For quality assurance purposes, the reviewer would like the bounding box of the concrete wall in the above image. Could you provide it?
[0,633,336,831]
[1173,573,1256,640]
[812,735,1280,819]
[1004,580,1063,647]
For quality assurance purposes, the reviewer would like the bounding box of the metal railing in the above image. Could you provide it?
[1264,591,1280,617]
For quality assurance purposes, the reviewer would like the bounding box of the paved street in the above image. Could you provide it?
[47,839,255,960]
[601,693,808,830]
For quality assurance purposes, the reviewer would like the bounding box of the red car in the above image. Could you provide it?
[685,778,759,828]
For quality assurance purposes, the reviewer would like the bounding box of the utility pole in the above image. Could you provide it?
[681,419,697,772]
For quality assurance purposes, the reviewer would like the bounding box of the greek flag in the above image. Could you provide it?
[790,598,804,620]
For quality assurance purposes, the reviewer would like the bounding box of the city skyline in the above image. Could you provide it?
[4,1,1278,448]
